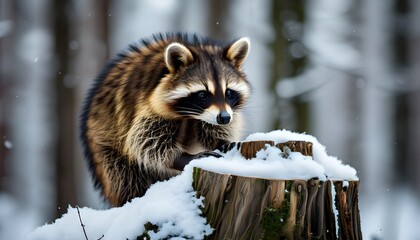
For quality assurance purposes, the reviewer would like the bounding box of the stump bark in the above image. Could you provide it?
[193,141,362,240]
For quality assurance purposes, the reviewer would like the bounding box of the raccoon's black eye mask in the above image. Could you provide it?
[173,91,212,116]
[225,89,241,108]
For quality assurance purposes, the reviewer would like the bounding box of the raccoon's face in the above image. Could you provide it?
[160,38,251,125]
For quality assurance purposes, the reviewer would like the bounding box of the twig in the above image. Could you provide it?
[76,206,89,240]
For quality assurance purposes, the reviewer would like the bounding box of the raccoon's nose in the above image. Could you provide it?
[217,112,231,125]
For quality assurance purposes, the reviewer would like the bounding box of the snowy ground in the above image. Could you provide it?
[28,168,212,240]
[27,130,358,239]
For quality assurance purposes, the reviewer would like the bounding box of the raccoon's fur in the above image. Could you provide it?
[80,33,251,206]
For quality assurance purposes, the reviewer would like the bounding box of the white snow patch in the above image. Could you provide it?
[331,185,339,236]
[28,166,213,240]
[192,145,327,181]
[28,130,357,239]
[243,129,358,180]
[343,181,349,188]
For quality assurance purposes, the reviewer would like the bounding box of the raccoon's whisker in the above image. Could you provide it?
[176,106,204,113]
[176,109,201,116]
[176,106,201,110]
[231,98,242,108]
[177,110,199,115]
[176,107,201,113]
[184,104,205,111]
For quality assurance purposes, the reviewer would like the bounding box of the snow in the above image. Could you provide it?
[27,130,357,239]
[331,186,339,236]
[28,166,213,240]
[191,144,326,181]
[243,129,358,180]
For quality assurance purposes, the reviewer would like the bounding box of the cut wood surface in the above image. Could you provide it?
[240,140,313,159]
[193,140,362,240]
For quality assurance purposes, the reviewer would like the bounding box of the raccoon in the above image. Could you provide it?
[80,33,251,206]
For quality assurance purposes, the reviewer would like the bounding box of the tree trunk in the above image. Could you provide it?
[53,0,77,217]
[193,141,362,240]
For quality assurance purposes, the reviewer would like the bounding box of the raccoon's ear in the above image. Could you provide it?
[225,37,250,68]
[164,42,194,72]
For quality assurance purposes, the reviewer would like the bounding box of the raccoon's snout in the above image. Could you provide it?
[217,111,231,125]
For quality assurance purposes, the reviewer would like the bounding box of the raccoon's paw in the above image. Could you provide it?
[173,152,221,171]
[217,142,241,153]
[194,151,223,159]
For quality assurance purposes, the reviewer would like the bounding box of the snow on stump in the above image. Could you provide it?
[192,140,362,240]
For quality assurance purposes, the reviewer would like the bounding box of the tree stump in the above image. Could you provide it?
[193,141,362,240]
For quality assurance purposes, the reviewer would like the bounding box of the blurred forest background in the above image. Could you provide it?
[1,0,420,239]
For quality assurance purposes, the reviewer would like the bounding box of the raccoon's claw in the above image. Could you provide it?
[195,151,223,159]
[217,142,241,153]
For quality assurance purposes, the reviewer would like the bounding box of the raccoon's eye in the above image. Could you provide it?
[225,89,234,99]
[225,89,241,107]
[197,91,209,100]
